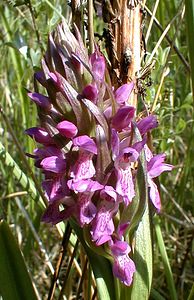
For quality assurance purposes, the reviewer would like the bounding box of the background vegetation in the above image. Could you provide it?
[0,1,193,299]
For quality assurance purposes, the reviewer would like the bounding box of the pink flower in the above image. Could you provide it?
[111,241,136,286]
[82,84,98,103]
[56,120,78,138]
[114,82,134,106]
[115,167,135,206]
[137,115,158,135]
[70,150,96,180]
[147,153,173,211]
[77,193,97,226]
[42,176,69,203]
[73,135,97,154]
[90,201,118,245]
[90,51,106,81]
[67,179,103,193]
[25,127,54,145]
[41,156,66,173]
[28,92,51,110]
[111,106,135,131]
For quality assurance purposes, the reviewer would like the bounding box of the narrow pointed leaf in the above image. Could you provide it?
[55,72,93,134]
[122,124,153,299]
[81,98,109,138]
[96,124,111,182]
[0,221,38,300]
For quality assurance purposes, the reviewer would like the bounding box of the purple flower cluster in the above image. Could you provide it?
[25,23,172,286]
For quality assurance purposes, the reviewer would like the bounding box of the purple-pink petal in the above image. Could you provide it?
[90,51,106,80]
[56,120,78,138]
[90,201,116,245]
[67,179,103,193]
[148,177,161,212]
[111,106,135,131]
[116,167,135,205]
[73,135,97,154]
[100,186,117,202]
[25,127,54,145]
[34,146,63,159]
[82,84,98,102]
[118,147,139,165]
[42,176,69,202]
[137,115,158,135]
[110,240,131,256]
[144,145,153,162]
[70,150,96,180]
[131,138,147,154]
[147,154,173,178]
[77,193,97,226]
[41,156,66,173]
[49,72,59,85]
[28,92,51,110]
[117,223,130,239]
[34,71,46,86]
[41,201,74,225]
[110,239,135,286]
[112,255,136,286]
[114,82,134,105]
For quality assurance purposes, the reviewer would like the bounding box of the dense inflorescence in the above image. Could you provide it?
[25,22,172,286]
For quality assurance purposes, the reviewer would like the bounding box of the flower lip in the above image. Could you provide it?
[117,147,139,164]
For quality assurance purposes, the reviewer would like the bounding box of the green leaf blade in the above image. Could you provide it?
[0,221,38,300]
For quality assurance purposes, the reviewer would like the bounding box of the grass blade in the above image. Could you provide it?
[187,283,194,300]
[0,141,42,204]
[154,218,177,300]
[185,0,194,98]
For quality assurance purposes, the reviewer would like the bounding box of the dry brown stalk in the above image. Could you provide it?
[102,1,142,108]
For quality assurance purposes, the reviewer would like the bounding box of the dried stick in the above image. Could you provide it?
[120,1,142,107]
